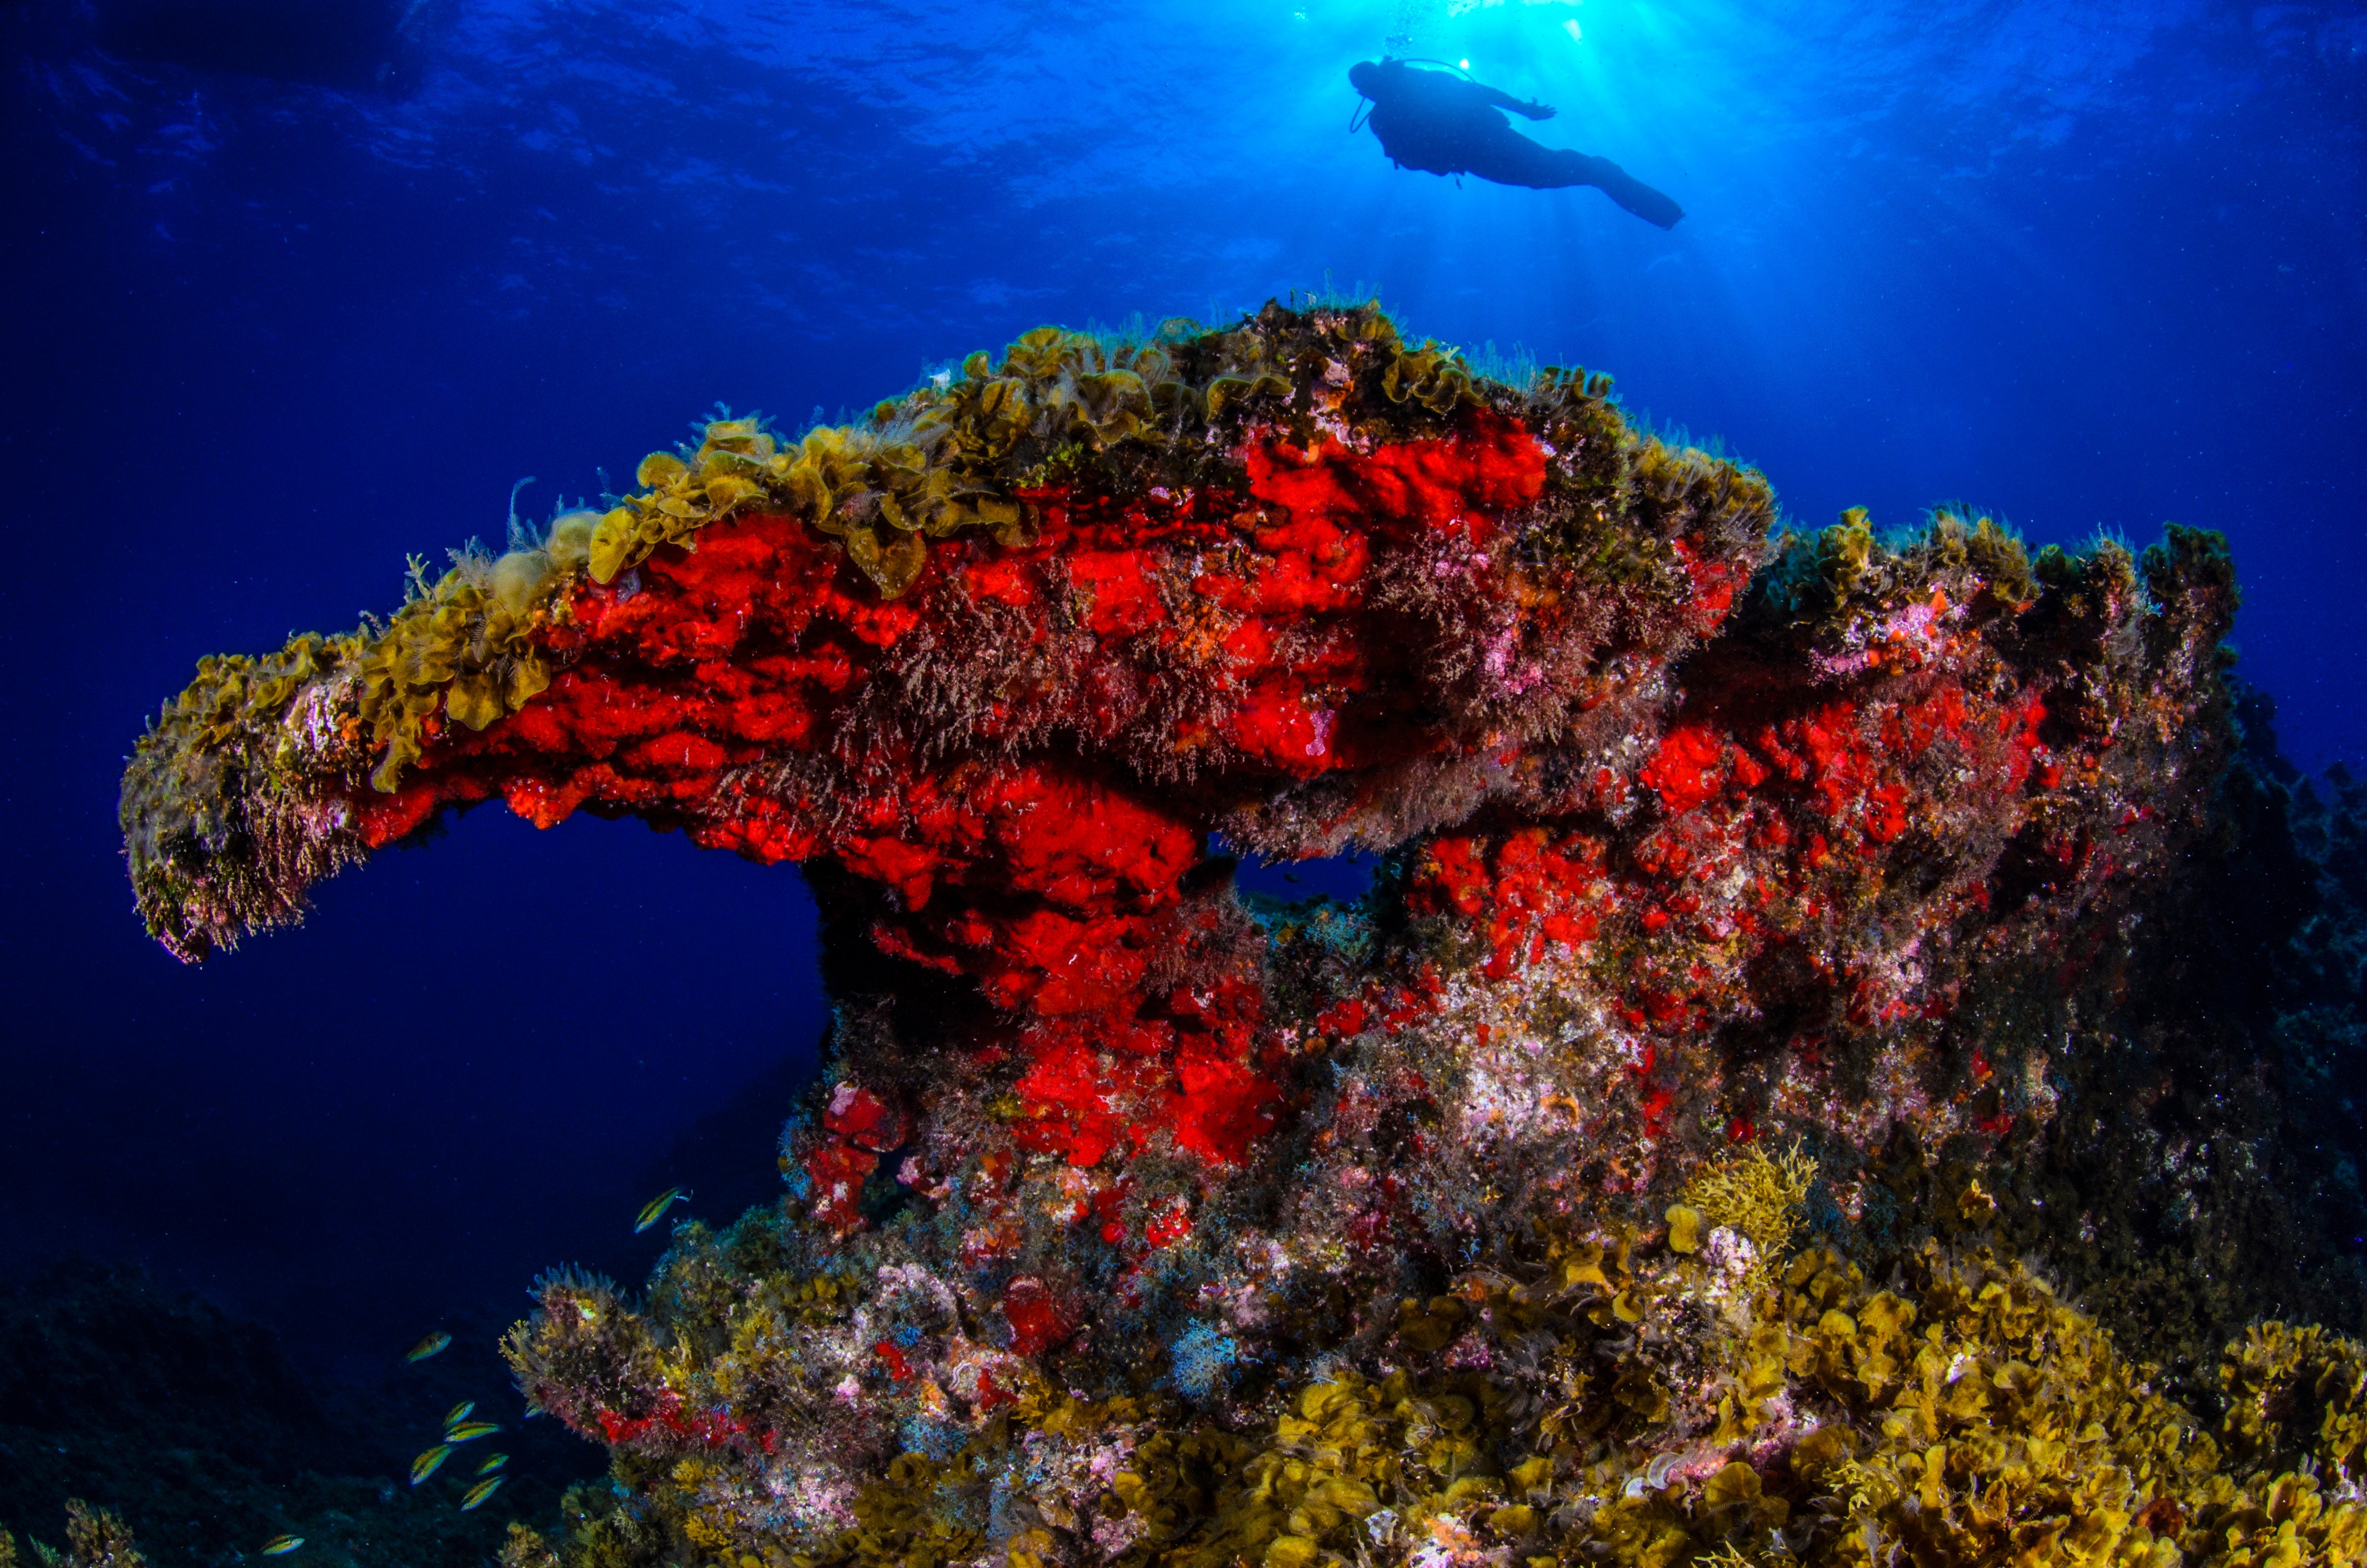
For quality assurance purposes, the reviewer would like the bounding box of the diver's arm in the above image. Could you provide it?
[1469,79,1556,119]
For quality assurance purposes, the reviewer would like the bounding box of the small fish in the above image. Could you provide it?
[634,1186,691,1233]
[445,1420,501,1443]
[444,1400,475,1428]
[477,1452,509,1475]
[411,1444,453,1485]
[406,1331,452,1363]
[459,1476,506,1511]
[261,1536,304,1556]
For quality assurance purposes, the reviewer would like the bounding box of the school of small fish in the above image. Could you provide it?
[243,1327,526,1546]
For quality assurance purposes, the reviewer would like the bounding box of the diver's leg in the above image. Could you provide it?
[1470,132,1587,189]
[1472,136,1685,228]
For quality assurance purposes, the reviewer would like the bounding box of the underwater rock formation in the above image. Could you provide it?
[123,303,2364,1564]
[1929,683,2367,1401]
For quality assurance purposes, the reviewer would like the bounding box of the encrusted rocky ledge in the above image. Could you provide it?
[123,303,2365,1567]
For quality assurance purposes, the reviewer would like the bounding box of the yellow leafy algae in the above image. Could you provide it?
[498,1195,2367,1568]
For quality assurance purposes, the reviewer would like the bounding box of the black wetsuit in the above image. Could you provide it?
[1348,59,1684,229]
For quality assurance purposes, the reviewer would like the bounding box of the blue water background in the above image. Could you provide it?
[3,0,2362,1378]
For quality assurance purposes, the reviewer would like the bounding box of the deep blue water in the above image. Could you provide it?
[3,0,2362,1380]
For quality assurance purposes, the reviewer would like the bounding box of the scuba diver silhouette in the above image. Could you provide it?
[1347,58,1684,229]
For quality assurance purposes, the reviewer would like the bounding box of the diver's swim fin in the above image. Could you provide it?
[1595,164,1685,229]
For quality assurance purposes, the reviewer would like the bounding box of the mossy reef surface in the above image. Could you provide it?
[118,302,2367,1566]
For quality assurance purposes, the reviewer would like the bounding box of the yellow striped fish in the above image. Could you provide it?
[476,1452,509,1475]
[459,1476,505,1511]
[261,1536,303,1556]
[405,1331,452,1363]
[443,1400,474,1428]
[634,1186,690,1233]
[445,1420,500,1443]
[410,1444,453,1485]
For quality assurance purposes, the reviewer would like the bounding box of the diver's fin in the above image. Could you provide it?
[1596,165,1685,229]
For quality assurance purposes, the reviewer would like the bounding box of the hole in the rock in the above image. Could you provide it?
[1210,833,1381,904]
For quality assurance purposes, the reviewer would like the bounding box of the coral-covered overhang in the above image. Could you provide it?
[123,305,2291,1568]
[121,302,2239,1191]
